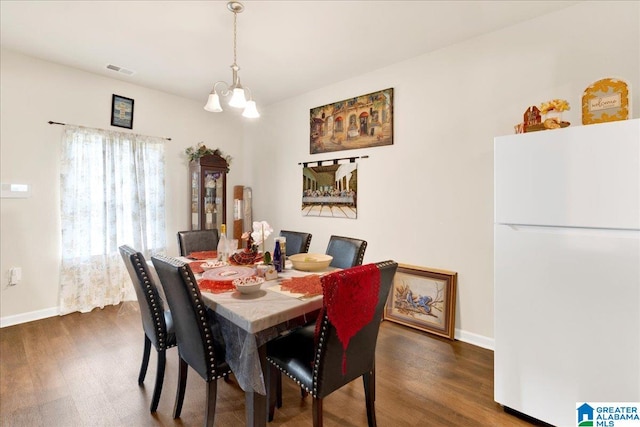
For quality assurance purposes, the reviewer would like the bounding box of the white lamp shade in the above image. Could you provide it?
[242,100,260,118]
[204,93,223,112]
[228,88,247,108]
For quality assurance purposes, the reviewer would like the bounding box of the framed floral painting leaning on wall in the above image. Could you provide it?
[384,264,457,340]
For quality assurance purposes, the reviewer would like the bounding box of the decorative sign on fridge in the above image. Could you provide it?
[582,77,631,125]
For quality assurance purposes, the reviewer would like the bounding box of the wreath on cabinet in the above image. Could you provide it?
[185,142,232,164]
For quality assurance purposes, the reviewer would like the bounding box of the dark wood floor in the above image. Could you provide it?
[0,303,542,427]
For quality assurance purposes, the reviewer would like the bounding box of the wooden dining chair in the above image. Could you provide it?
[118,245,177,413]
[325,235,367,269]
[266,260,398,427]
[177,229,220,257]
[279,230,312,255]
[151,254,232,427]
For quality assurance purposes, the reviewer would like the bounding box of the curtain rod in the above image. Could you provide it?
[47,121,172,141]
[298,155,368,167]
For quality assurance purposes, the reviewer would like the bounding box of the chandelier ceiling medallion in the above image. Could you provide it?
[204,1,259,118]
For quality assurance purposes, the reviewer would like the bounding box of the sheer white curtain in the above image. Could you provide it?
[59,125,166,314]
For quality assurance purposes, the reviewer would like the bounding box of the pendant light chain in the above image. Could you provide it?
[233,10,238,66]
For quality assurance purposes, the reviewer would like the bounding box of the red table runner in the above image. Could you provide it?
[316,264,380,374]
[187,251,218,260]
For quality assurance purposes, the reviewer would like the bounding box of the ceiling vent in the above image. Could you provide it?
[106,64,135,76]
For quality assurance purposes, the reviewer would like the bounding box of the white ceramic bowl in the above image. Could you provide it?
[232,276,265,294]
[288,253,333,272]
[200,260,228,271]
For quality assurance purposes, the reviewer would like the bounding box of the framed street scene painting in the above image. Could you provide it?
[310,88,393,154]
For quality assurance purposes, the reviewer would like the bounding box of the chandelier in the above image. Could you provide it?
[204,1,259,118]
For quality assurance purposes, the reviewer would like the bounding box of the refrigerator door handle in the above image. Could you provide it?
[497,223,640,234]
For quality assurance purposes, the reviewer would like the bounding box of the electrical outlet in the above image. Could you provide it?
[8,267,21,286]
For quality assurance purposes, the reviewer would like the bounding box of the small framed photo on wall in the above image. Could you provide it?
[111,94,134,129]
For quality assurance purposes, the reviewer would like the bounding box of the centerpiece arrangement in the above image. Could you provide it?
[229,221,272,260]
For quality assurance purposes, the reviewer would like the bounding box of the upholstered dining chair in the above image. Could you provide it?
[266,260,398,427]
[325,235,367,269]
[279,230,312,256]
[177,229,220,257]
[276,234,367,402]
[151,255,231,427]
[118,245,176,413]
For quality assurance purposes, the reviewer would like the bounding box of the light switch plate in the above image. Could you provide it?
[1,183,31,198]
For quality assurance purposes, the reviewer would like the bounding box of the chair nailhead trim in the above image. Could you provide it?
[130,252,176,350]
[266,357,316,397]
[176,262,219,373]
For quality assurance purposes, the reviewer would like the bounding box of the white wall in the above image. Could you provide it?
[244,1,640,346]
[1,1,638,343]
[0,49,245,322]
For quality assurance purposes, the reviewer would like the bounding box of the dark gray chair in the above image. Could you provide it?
[118,245,176,413]
[151,255,231,427]
[279,230,312,256]
[267,261,398,426]
[275,234,368,402]
[177,229,219,256]
[325,235,367,269]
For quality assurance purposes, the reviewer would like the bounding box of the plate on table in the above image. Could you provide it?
[202,266,256,281]
[201,260,229,271]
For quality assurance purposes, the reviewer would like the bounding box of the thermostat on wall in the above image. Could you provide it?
[1,183,31,198]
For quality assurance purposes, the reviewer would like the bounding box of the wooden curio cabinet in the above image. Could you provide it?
[189,154,229,230]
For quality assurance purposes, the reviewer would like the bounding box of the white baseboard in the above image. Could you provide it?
[1,307,495,352]
[0,306,59,328]
[455,328,495,351]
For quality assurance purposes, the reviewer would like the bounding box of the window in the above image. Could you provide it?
[58,125,166,314]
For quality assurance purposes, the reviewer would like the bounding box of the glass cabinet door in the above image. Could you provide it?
[203,170,224,230]
[191,169,200,229]
[189,154,228,230]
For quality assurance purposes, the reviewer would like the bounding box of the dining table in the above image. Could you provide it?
[168,256,334,427]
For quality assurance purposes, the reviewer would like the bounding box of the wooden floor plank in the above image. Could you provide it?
[0,304,545,426]
[37,396,84,427]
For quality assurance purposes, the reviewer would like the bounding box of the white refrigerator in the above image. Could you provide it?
[494,119,640,426]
